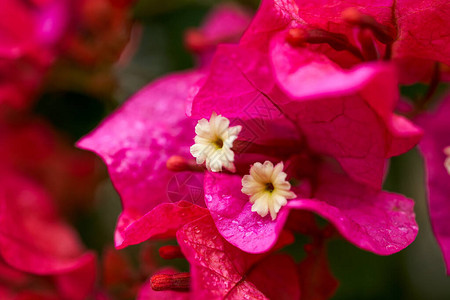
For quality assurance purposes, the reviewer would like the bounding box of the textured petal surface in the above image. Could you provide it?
[293,0,394,31]
[204,172,292,253]
[270,35,391,100]
[192,45,421,189]
[269,39,422,188]
[115,201,208,248]
[190,45,299,147]
[287,168,418,255]
[394,0,450,66]
[78,71,207,245]
[78,71,204,214]
[205,165,417,255]
[243,0,449,82]
[177,215,300,299]
[417,95,450,274]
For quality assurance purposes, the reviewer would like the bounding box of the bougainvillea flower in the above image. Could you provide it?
[417,94,450,275]
[241,161,296,219]
[240,0,450,84]
[0,0,69,109]
[204,163,417,254]
[0,116,103,213]
[0,169,96,300]
[60,0,136,66]
[177,215,301,299]
[188,43,419,254]
[191,44,422,190]
[78,70,209,249]
[185,3,252,67]
[190,112,242,172]
[77,3,254,250]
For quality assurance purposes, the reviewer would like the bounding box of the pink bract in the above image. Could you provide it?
[185,3,252,67]
[417,94,450,275]
[204,163,417,255]
[177,215,300,299]
[393,0,450,67]
[241,0,450,83]
[191,44,422,189]
[78,71,208,248]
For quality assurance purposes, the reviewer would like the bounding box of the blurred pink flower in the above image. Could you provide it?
[0,169,96,300]
[241,0,449,84]
[0,0,69,109]
[78,70,209,249]
[185,3,252,67]
[0,0,137,110]
[60,0,136,66]
[417,94,450,275]
[0,116,104,213]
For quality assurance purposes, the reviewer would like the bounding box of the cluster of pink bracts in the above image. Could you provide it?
[1,0,450,299]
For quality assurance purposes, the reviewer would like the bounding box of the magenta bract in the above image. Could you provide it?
[417,94,450,275]
[0,0,69,109]
[78,71,208,248]
[177,215,300,299]
[191,44,422,189]
[242,0,450,83]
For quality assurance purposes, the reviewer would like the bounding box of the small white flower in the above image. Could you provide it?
[241,161,296,220]
[190,112,242,172]
[444,146,450,175]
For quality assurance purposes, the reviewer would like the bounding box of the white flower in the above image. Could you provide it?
[444,146,450,175]
[190,112,242,172]
[241,161,296,220]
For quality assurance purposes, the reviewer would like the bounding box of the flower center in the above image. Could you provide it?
[444,146,450,175]
[265,182,275,192]
[190,112,242,172]
[214,137,224,149]
[241,161,296,220]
